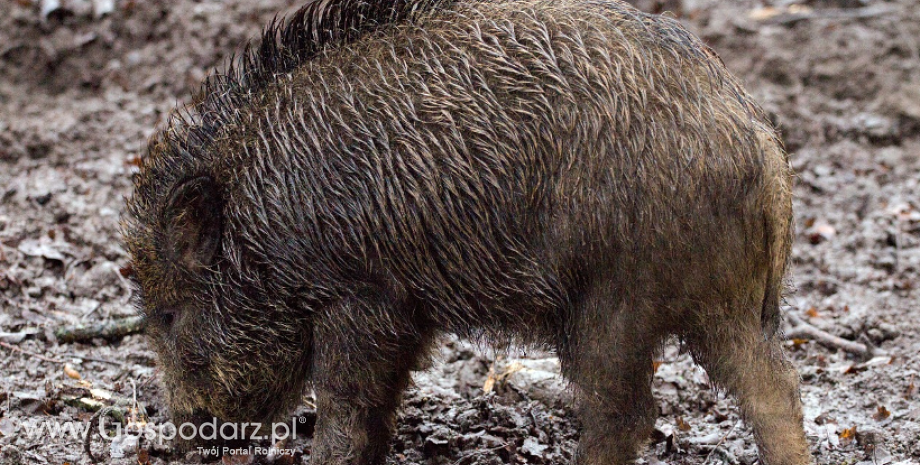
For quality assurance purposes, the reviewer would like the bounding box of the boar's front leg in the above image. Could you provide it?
[558,284,663,465]
[310,297,430,465]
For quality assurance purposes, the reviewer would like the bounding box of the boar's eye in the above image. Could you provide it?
[161,176,223,271]
[154,307,177,330]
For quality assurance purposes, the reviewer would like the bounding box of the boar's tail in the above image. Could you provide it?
[758,126,794,338]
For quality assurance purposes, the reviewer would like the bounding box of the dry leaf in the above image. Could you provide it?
[482,359,522,393]
[749,5,812,21]
[787,4,813,14]
[873,405,891,421]
[64,364,82,380]
[483,374,496,394]
[844,364,868,375]
[840,426,857,442]
[748,7,780,21]
[808,223,836,244]
[676,416,691,432]
[137,448,150,465]
[89,388,113,400]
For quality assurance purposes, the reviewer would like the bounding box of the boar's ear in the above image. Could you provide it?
[162,176,223,270]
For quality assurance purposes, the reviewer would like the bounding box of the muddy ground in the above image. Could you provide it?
[0,0,918,464]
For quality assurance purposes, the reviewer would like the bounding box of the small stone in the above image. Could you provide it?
[521,437,548,458]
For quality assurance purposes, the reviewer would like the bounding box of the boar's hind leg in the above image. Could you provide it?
[686,310,811,465]
[559,283,663,465]
[310,298,430,465]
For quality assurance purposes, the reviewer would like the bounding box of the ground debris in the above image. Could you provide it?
[54,315,145,343]
[784,311,871,356]
[1,0,919,463]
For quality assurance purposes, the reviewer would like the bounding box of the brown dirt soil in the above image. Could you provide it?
[0,0,918,464]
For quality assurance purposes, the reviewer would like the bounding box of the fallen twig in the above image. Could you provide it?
[1,339,122,365]
[62,353,122,366]
[64,396,107,413]
[0,341,64,363]
[55,316,146,344]
[84,406,118,464]
[761,5,897,26]
[785,313,870,356]
[702,420,741,465]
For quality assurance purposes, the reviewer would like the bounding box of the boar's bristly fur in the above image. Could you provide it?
[124,0,810,463]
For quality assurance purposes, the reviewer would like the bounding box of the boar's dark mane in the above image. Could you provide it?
[198,0,450,131]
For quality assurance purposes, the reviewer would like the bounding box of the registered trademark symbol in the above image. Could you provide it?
[298,417,308,424]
